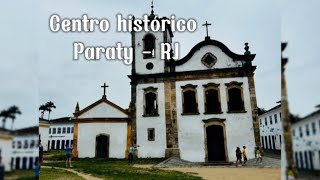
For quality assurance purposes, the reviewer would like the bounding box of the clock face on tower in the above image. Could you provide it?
[201,52,217,68]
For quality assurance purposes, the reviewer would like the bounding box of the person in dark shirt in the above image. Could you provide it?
[39,141,44,164]
[0,156,5,180]
[235,147,242,166]
[65,145,73,168]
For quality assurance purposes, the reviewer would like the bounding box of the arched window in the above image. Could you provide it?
[56,140,60,149]
[30,140,35,148]
[23,140,28,149]
[51,140,55,149]
[225,81,245,112]
[17,141,22,149]
[203,83,221,114]
[143,34,155,58]
[57,128,61,134]
[181,84,199,114]
[143,87,158,116]
[62,140,65,149]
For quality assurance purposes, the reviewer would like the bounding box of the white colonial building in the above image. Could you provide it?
[292,107,320,170]
[0,126,38,172]
[39,117,74,151]
[11,126,38,170]
[259,103,282,151]
[128,10,260,162]
[47,117,74,150]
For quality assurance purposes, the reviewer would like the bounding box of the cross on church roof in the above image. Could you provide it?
[202,20,212,40]
[101,83,109,99]
[151,0,154,15]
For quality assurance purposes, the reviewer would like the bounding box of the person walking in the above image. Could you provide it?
[255,146,263,163]
[34,160,40,180]
[128,144,134,163]
[65,145,73,168]
[0,156,5,180]
[235,147,242,167]
[242,146,248,166]
[39,141,43,164]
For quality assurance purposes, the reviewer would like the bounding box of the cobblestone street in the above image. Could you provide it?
[151,153,282,180]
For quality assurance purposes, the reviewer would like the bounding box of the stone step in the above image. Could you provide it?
[202,162,233,166]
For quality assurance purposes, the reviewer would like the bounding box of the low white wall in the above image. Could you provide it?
[39,125,49,151]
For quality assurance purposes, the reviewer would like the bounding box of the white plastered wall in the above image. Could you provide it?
[176,45,244,72]
[77,122,127,158]
[136,83,167,158]
[176,77,256,162]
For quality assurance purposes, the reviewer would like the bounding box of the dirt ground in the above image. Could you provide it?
[133,164,281,180]
[160,167,281,180]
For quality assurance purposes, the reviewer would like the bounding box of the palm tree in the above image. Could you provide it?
[0,110,10,129]
[45,101,56,120]
[39,104,47,119]
[7,105,22,130]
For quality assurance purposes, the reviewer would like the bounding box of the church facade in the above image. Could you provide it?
[128,11,260,162]
[70,9,260,162]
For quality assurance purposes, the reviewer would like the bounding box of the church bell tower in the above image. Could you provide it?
[129,1,177,158]
[131,0,174,75]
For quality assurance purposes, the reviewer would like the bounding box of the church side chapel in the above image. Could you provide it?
[72,83,131,159]
[128,4,260,162]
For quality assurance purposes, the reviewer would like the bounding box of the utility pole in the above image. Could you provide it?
[281,42,297,179]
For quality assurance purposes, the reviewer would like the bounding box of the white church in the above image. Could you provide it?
[69,6,261,163]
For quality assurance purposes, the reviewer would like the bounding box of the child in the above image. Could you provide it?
[255,146,262,163]
[242,146,247,165]
[128,144,134,163]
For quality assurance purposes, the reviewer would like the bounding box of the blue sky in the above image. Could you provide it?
[1,0,284,128]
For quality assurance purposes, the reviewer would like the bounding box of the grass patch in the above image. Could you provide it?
[40,168,85,179]
[5,170,34,180]
[44,150,66,161]
[44,158,201,179]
